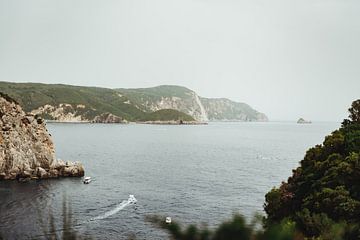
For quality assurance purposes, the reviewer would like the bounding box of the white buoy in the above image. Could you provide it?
[165,217,172,224]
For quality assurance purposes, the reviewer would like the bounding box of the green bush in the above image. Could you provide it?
[264,100,360,239]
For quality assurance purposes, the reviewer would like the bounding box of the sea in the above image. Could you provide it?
[0,121,340,239]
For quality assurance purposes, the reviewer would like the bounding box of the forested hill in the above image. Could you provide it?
[0,82,267,123]
[264,99,360,239]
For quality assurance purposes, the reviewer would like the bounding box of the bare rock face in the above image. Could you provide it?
[0,93,84,180]
[92,113,127,123]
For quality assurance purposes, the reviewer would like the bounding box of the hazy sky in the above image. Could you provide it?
[0,0,359,121]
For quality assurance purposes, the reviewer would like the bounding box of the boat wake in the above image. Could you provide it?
[90,195,137,221]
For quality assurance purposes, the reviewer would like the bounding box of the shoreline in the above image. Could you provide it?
[136,121,208,125]
[45,120,208,125]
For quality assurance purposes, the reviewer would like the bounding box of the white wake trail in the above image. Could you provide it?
[90,195,137,221]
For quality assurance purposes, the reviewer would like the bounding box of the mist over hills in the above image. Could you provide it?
[0,82,267,123]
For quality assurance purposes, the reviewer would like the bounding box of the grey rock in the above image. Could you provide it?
[36,167,49,178]
[92,113,126,123]
[0,93,85,181]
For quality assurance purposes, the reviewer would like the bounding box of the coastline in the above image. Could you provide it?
[45,120,208,125]
[136,120,208,125]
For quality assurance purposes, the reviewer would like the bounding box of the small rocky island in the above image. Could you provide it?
[0,93,84,181]
[139,120,208,125]
[297,118,312,124]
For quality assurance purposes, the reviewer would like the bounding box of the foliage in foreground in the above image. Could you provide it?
[34,197,92,240]
[264,99,360,239]
[148,100,360,240]
[147,214,304,240]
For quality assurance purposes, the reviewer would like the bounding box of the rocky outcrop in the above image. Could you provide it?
[139,93,209,122]
[0,93,84,180]
[31,103,127,124]
[297,118,312,124]
[118,85,267,122]
[31,103,95,122]
[92,113,127,123]
[200,97,268,122]
[139,120,208,125]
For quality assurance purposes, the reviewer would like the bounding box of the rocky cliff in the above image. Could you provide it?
[92,113,127,123]
[0,93,84,180]
[118,86,209,122]
[200,97,268,121]
[117,85,267,122]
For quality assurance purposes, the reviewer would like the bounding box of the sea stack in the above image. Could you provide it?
[297,118,312,124]
[0,93,84,180]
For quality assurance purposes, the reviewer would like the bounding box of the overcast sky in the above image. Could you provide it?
[0,0,359,121]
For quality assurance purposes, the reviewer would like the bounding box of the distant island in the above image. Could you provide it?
[0,82,268,124]
[297,118,312,124]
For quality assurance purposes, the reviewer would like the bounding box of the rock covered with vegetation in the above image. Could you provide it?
[92,112,127,123]
[265,99,360,238]
[0,93,84,180]
[119,85,209,122]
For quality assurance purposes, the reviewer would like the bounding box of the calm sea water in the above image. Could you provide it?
[0,122,339,239]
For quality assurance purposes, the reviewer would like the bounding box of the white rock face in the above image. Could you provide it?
[92,113,127,123]
[200,97,268,122]
[0,94,84,180]
[31,103,126,123]
[31,104,87,122]
[194,93,208,122]
[141,91,208,122]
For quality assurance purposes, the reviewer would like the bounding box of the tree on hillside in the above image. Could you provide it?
[349,99,360,123]
[264,99,360,239]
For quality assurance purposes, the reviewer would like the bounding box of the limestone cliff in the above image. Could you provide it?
[30,103,128,123]
[200,97,268,122]
[118,85,267,122]
[92,113,127,123]
[118,86,209,122]
[31,104,90,122]
[0,93,84,180]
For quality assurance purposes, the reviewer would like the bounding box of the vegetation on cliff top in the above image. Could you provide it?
[118,85,267,121]
[139,109,195,122]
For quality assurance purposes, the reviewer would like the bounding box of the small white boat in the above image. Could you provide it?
[128,194,137,204]
[165,217,172,224]
[83,177,92,184]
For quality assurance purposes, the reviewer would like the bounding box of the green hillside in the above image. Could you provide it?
[0,82,194,122]
[0,81,267,122]
[140,109,195,121]
[118,85,268,122]
[116,85,197,113]
[118,85,193,99]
